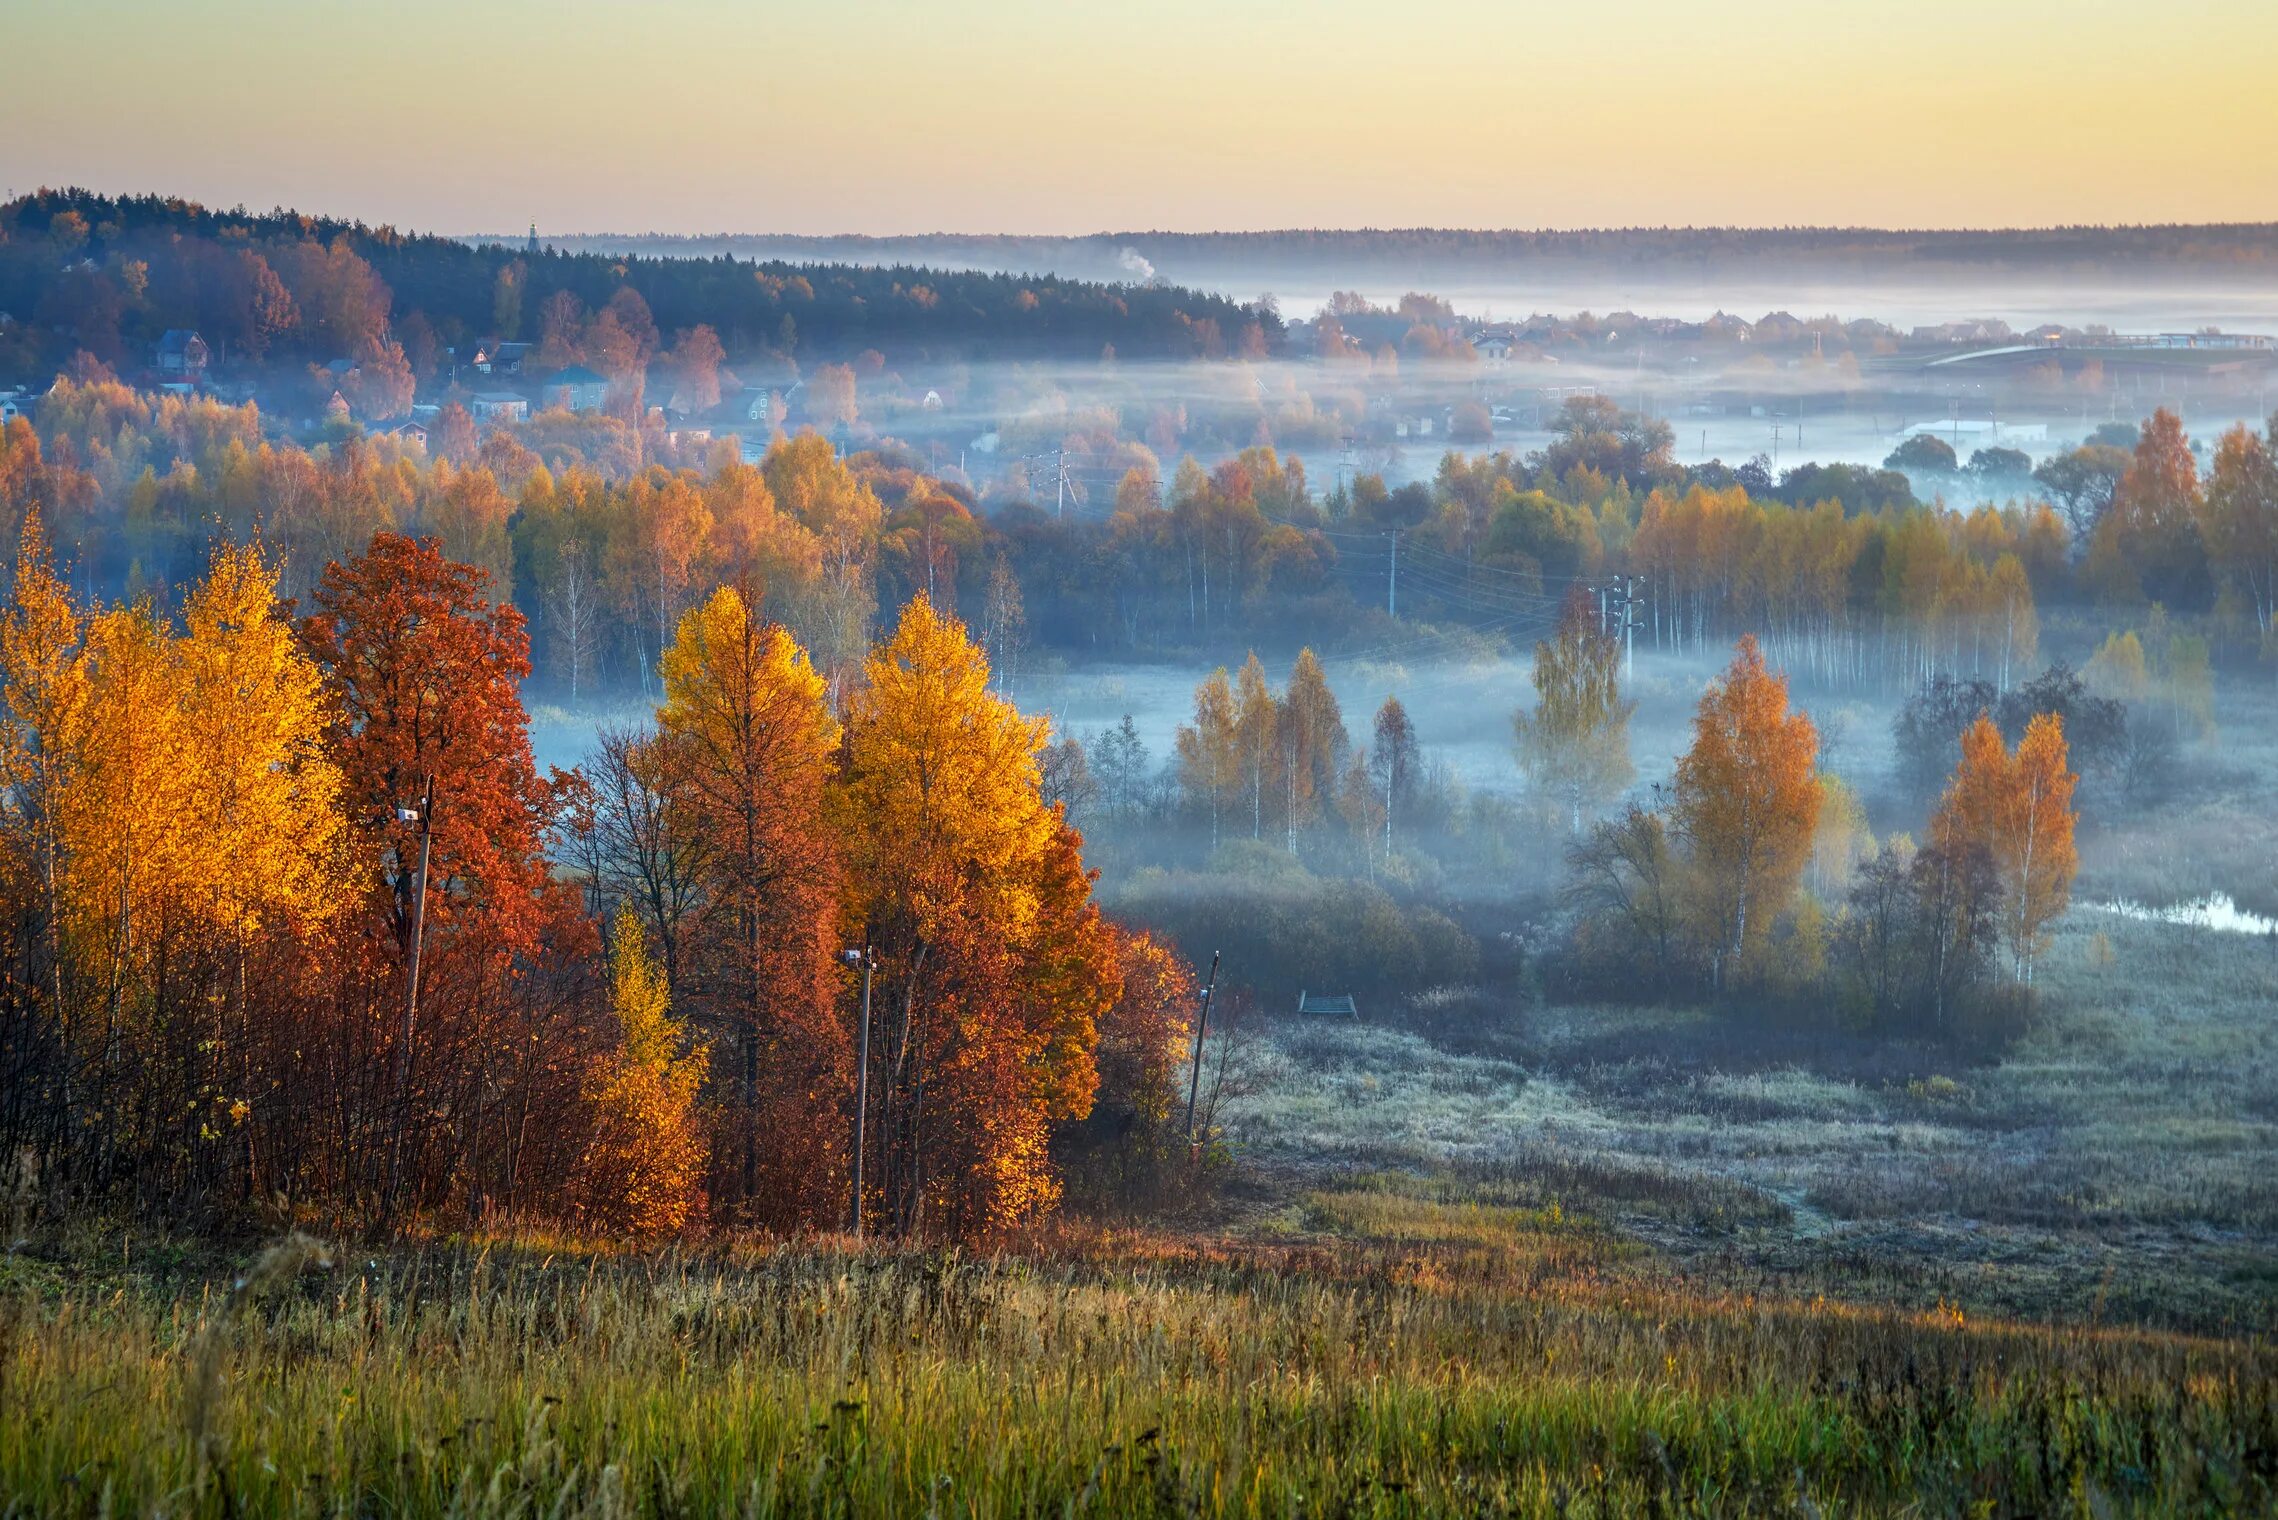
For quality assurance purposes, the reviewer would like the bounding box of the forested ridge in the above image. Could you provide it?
[536,223,2278,276]
[0,189,1274,378]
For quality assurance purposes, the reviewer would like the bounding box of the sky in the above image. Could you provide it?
[4,0,2276,236]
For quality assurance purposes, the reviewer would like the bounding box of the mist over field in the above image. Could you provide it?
[6,134,2278,1520]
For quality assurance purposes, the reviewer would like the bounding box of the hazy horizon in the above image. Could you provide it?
[7,0,2276,235]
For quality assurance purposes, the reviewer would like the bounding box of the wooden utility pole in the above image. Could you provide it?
[387,772,436,1211]
[845,945,874,1238]
[1184,951,1222,1139]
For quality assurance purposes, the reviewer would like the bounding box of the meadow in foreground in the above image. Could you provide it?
[5,1205,2274,1518]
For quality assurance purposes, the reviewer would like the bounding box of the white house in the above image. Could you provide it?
[469,392,529,424]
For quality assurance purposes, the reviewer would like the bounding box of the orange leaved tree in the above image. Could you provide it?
[837,595,1117,1238]
[1673,635,1822,986]
[1933,712,2079,982]
[653,582,844,1226]
[301,532,596,1217]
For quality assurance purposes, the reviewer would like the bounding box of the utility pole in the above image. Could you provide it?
[1183,951,1222,1139]
[841,946,873,1239]
[1384,529,1400,619]
[1621,574,1641,682]
[388,773,436,1212]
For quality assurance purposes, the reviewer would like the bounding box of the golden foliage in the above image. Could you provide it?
[1933,713,2079,981]
[1674,635,1822,979]
[575,908,710,1236]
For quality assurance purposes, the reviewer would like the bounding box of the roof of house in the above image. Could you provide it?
[1296,991,1358,1017]
[471,391,527,404]
[156,329,206,355]
[548,365,607,386]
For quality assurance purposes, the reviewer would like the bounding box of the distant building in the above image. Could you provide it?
[1471,332,1515,364]
[1899,418,2048,445]
[469,392,529,424]
[469,341,532,377]
[542,364,609,413]
[378,418,429,451]
[1910,321,2010,345]
[0,391,26,425]
[1296,991,1358,1018]
[154,329,210,379]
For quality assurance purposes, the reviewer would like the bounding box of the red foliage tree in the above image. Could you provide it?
[299,532,597,1217]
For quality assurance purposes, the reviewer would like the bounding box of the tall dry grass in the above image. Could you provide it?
[3,1223,2271,1517]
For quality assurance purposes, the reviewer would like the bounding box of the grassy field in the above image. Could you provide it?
[5,1212,2275,1517]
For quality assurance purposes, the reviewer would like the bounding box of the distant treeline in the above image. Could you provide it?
[523,225,2278,285]
[4,376,2272,696]
[0,190,1274,382]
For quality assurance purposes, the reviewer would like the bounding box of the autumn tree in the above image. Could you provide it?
[764,434,881,683]
[1565,802,1685,989]
[653,584,843,1224]
[0,525,349,1208]
[1054,927,1196,1211]
[1368,695,1418,854]
[1277,648,1345,850]
[1231,652,1276,838]
[581,725,708,992]
[1934,713,2078,983]
[1174,668,1239,847]
[572,907,708,1236]
[665,324,727,413]
[300,532,591,1214]
[2199,421,2278,641]
[2094,409,2209,607]
[837,595,1115,1237]
[1514,590,1634,833]
[1673,636,1821,985]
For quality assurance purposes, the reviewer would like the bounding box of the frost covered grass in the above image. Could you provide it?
[1224,900,2278,1337]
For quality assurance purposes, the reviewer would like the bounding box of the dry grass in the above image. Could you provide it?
[4,1221,2274,1517]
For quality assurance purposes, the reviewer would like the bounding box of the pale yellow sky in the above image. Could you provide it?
[4,0,2274,234]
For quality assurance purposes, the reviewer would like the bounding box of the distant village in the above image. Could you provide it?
[3,238,2269,500]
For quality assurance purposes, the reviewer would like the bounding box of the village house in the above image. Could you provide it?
[154,329,210,379]
[471,340,533,376]
[542,364,610,412]
[469,391,529,424]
